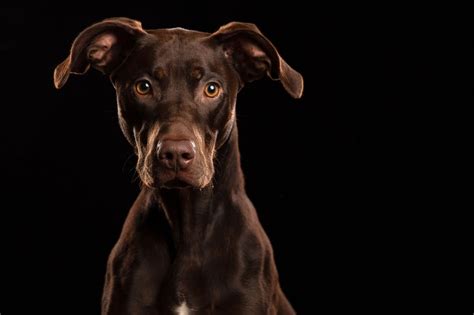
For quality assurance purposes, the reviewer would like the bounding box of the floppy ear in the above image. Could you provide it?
[210,22,304,98]
[53,17,146,89]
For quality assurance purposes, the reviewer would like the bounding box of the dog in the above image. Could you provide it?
[54,17,303,315]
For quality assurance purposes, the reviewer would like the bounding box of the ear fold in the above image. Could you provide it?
[53,17,146,89]
[211,22,304,99]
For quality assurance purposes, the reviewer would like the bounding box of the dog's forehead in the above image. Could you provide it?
[148,27,209,41]
[140,28,220,65]
[116,28,231,82]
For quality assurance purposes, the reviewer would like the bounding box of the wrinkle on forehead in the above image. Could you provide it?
[127,30,227,80]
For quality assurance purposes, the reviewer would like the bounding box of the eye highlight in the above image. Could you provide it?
[135,80,152,95]
[204,82,221,98]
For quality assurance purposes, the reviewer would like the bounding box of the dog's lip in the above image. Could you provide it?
[161,178,193,189]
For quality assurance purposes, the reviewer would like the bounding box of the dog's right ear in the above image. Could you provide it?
[54,17,146,89]
[211,22,303,99]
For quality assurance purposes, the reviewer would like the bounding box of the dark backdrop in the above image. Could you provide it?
[0,5,439,315]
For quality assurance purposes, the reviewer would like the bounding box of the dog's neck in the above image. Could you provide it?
[154,123,247,247]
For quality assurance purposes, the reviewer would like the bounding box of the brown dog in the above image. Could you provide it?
[54,17,303,315]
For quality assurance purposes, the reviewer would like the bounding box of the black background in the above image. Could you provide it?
[0,5,446,315]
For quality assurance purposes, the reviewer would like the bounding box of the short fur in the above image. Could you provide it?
[55,18,303,315]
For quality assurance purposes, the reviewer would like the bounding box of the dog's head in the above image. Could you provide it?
[54,18,303,189]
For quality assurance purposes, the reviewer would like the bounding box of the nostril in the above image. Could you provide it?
[158,139,195,170]
[181,152,194,161]
[163,152,174,160]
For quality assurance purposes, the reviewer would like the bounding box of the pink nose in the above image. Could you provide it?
[158,140,195,170]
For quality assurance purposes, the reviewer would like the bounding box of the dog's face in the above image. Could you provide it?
[112,29,239,189]
[54,18,303,189]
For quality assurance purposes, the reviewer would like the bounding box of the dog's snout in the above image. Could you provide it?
[158,140,196,170]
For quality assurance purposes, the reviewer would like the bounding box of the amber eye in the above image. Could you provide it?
[204,82,221,98]
[135,80,152,95]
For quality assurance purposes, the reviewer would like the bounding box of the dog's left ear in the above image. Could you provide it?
[211,22,304,99]
[54,17,146,89]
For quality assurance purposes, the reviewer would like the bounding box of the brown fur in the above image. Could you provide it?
[54,17,303,314]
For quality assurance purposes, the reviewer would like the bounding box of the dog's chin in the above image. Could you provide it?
[161,178,193,189]
[155,172,212,190]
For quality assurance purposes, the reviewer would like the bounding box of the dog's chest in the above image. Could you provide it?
[175,301,191,315]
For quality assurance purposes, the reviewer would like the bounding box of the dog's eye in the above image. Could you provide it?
[204,82,221,98]
[135,80,152,95]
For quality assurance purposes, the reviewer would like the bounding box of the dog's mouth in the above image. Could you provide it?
[156,169,212,190]
[161,178,192,189]
[157,169,202,189]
